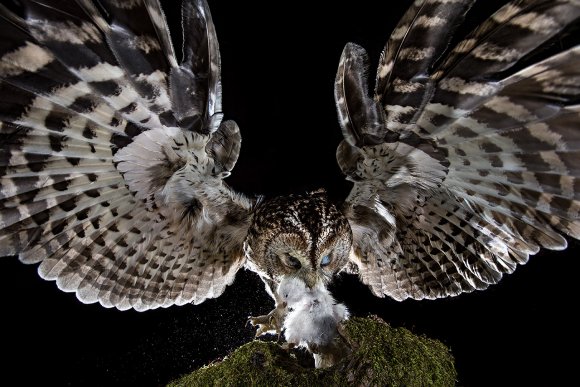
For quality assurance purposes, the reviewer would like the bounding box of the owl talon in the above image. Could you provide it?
[248,313,279,337]
[247,314,274,337]
[248,305,286,337]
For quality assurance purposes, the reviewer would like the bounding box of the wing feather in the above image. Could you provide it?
[336,0,580,300]
[0,0,253,311]
[376,0,476,122]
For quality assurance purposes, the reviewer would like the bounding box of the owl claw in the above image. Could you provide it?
[247,314,276,337]
[248,304,286,338]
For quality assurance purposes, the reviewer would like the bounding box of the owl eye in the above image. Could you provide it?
[320,255,331,267]
[285,255,302,269]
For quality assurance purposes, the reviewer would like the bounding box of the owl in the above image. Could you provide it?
[1,0,579,370]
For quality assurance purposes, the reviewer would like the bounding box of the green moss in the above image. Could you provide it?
[168,341,312,387]
[337,316,456,386]
[168,316,456,387]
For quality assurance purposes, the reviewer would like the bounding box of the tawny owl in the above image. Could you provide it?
[1,0,579,367]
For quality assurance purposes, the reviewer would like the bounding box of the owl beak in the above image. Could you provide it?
[303,272,319,289]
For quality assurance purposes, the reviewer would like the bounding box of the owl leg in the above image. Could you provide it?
[248,278,286,338]
[248,305,286,337]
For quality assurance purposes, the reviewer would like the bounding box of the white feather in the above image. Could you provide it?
[277,277,349,349]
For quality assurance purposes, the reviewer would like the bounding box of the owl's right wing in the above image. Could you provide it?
[0,0,253,311]
[335,0,580,300]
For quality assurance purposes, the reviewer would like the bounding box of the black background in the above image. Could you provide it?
[1,1,579,386]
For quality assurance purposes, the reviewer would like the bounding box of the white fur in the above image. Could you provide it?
[277,277,349,348]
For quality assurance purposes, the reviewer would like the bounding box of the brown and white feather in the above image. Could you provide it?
[0,0,253,311]
[336,0,580,300]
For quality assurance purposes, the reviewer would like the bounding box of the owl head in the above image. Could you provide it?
[244,190,352,288]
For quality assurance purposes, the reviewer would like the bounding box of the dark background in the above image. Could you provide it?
[2,1,579,386]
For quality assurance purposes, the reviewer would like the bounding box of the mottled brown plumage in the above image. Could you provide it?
[245,191,352,288]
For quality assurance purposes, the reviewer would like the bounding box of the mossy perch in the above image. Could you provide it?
[168,316,456,386]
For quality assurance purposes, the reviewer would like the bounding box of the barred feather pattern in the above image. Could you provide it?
[2,0,580,314]
[0,0,253,311]
[336,0,580,300]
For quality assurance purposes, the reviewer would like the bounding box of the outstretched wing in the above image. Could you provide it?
[335,0,580,300]
[0,0,253,311]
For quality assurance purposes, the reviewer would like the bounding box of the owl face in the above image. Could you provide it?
[245,190,352,287]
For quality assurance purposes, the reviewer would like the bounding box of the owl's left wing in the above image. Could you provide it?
[0,0,253,311]
[335,0,580,300]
